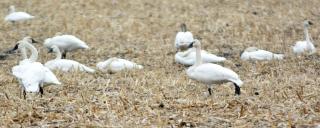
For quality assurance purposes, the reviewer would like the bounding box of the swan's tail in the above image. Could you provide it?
[207,56,226,62]
[273,54,284,60]
[44,69,61,85]
[232,79,243,87]
[215,57,226,62]
[135,65,143,69]
[79,64,95,73]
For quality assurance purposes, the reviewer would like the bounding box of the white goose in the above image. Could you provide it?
[240,47,284,61]
[293,20,316,55]
[44,34,89,59]
[175,47,226,66]
[186,39,243,95]
[12,40,61,99]
[4,5,34,23]
[175,23,194,51]
[96,57,143,73]
[45,45,95,73]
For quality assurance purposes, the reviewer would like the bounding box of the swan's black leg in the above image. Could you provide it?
[62,52,67,59]
[234,83,241,95]
[208,87,212,95]
[39,86,44,97]
[23,89,26,100]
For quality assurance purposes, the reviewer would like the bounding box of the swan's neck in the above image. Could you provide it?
[304,26,311,42]
[54,49,62,60]
[9,6,15,14]
[20,47,28,59]
[24,42,38,62]
[195,45,202,66]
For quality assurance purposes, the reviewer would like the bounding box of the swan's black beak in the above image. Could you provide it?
[5,43,19,54]
[31,38,38,43]
[308,21,313,25]
[47,48,53,53]
[188,42,194,48]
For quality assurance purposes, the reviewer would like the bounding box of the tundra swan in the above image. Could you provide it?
[96,57,143,73]
[4,5,34,23]
[11,40,61,99]
[175,23,194,51]
[292,20,316,55]
[240,47,284,61]
[175,47,226,66]
[45,45,95,73]
[44,34,89,59]
[186,39,243,95]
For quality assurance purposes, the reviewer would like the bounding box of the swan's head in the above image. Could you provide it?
[244,47,259,52]
[9,5,15,13]
[48,45,60,53]
[304,20,313,28]
[188,39,201,48]
[55,32,63,36]
[7,37,36,53]
[180,23,187,32]
[23,36,38,44]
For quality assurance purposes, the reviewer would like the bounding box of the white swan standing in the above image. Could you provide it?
[186,39,243,95]
[240,47,284,61]
[292,20,316,55]
[4,5,34,23]
[96,57,143,73]
[45,45,95,73]
[12,39,61,99]
[44,34,89,59]
[175,47,226,66]
[175,23,194,51]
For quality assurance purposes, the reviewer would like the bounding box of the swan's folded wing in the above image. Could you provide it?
[43,67,61,85]
[192,64,239,83]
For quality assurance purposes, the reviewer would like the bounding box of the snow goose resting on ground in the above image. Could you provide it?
[45,45,95,73]
[4,5,34,23]
[12,39,61,99]
[44,34,89,59]
[96,57,143,73]
[175,47,226,66]
[292,20,316,55]
[240,47,284,61]
[175,23,194,51]
[186,39,243,95]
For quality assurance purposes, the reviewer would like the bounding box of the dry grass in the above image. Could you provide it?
[0,0,320,127]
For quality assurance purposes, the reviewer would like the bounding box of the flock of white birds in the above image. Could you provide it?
[3,5,317,99]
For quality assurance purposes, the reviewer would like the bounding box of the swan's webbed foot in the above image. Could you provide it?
[234,83,241,95]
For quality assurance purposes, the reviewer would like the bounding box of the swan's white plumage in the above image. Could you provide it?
[293,20,316,55]
[186,39,243,95]
[44,35,89,53]
[293,41,316,54]
[175,32,194,49]
[175,24,194,50]
[44,45,95,73]
[12,39,61,93]
[187,63,243,86]
[175,48,226,65]
[12,62,61,92]
[240,47,284,61]
[97,57,143,73]
[45,59,95,73]
[4,6,34,22]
